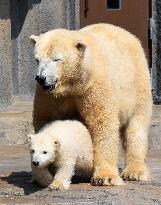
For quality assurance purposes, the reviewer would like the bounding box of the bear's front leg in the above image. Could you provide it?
[78,91,124,186]
[32,166,53,187]
[91,120,124,186]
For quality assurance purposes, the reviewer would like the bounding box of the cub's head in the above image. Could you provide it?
[28,133,59,168]
[30,29,87,94]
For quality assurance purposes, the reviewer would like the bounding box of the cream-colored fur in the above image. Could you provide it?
[28,120,93,190]
[30,23,152,186]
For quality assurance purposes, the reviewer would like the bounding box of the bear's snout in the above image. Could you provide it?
[35,75,46,86]
[33,161,39,167]
[35,75,58,92]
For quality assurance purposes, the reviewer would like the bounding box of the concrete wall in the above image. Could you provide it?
[0,0,68,108]
[152,0,161,104]
[11,0,67,95]
[0,1,13,107]
[0,0,161,108]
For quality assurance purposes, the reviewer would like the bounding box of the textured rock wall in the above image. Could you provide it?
[0,1,13,107]
[0,0,68,107]
[11,0,67,96]
[152,0,161,103]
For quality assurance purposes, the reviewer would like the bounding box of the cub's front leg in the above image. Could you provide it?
[49,154,77,190]
[32,166,53,187]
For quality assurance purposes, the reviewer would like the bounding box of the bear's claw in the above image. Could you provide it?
[91,177,105,186]
[91,175,124,186]
[122,167,151,181]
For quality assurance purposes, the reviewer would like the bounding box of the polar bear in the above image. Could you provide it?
[28,120,93,190]
[30,23,152,186]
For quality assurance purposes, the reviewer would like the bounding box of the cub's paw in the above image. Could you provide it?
[48,180,70,191]
[122,166,151,181]
[91,175,124,186]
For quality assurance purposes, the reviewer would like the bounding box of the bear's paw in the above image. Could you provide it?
[122,165,151,181]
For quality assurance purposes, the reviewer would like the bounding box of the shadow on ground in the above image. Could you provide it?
[0,171,43,195]
[0,170,93,196]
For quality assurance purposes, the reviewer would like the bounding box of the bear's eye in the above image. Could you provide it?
[31,149,34,154]
[43,151,47,154]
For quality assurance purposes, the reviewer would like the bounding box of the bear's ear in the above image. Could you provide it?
[76,41,86,52]
[29,35,39,43]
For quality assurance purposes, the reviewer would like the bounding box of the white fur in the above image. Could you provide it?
[29,120,93,190]
[37,58,60,85]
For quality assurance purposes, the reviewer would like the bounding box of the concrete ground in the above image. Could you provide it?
[0,103,161,204]
[0,146,161,205]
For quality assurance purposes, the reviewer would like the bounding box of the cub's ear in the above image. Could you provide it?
[54,140,60,147]
[29,35,39,43]
[76,41,86,52]
[25,134,34,145]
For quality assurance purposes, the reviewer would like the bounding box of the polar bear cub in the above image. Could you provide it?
[28,120,93,190]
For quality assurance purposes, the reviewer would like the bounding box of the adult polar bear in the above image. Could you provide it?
[30,23,152,186]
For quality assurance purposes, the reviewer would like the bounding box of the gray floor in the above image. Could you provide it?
[0,104,161,204]
[0,145,161,205]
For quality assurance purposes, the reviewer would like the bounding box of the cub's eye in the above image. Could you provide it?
[53,59,61,62]
[43,151,47,154]
[31,150,34,154]
[35,59,39,64]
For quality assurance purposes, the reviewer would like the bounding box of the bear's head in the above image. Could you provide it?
[28,133,59,168]
[30,29,88,95]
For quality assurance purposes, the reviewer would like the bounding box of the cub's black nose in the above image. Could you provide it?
[33,161,39,166]
[35,75,46,85]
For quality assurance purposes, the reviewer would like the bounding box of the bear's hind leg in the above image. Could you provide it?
[122,115,151,181]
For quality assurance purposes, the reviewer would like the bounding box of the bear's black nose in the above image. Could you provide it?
[33,161,39,166]
[35,75,46,85]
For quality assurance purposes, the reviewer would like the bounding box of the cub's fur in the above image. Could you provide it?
[28,120,93,190]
